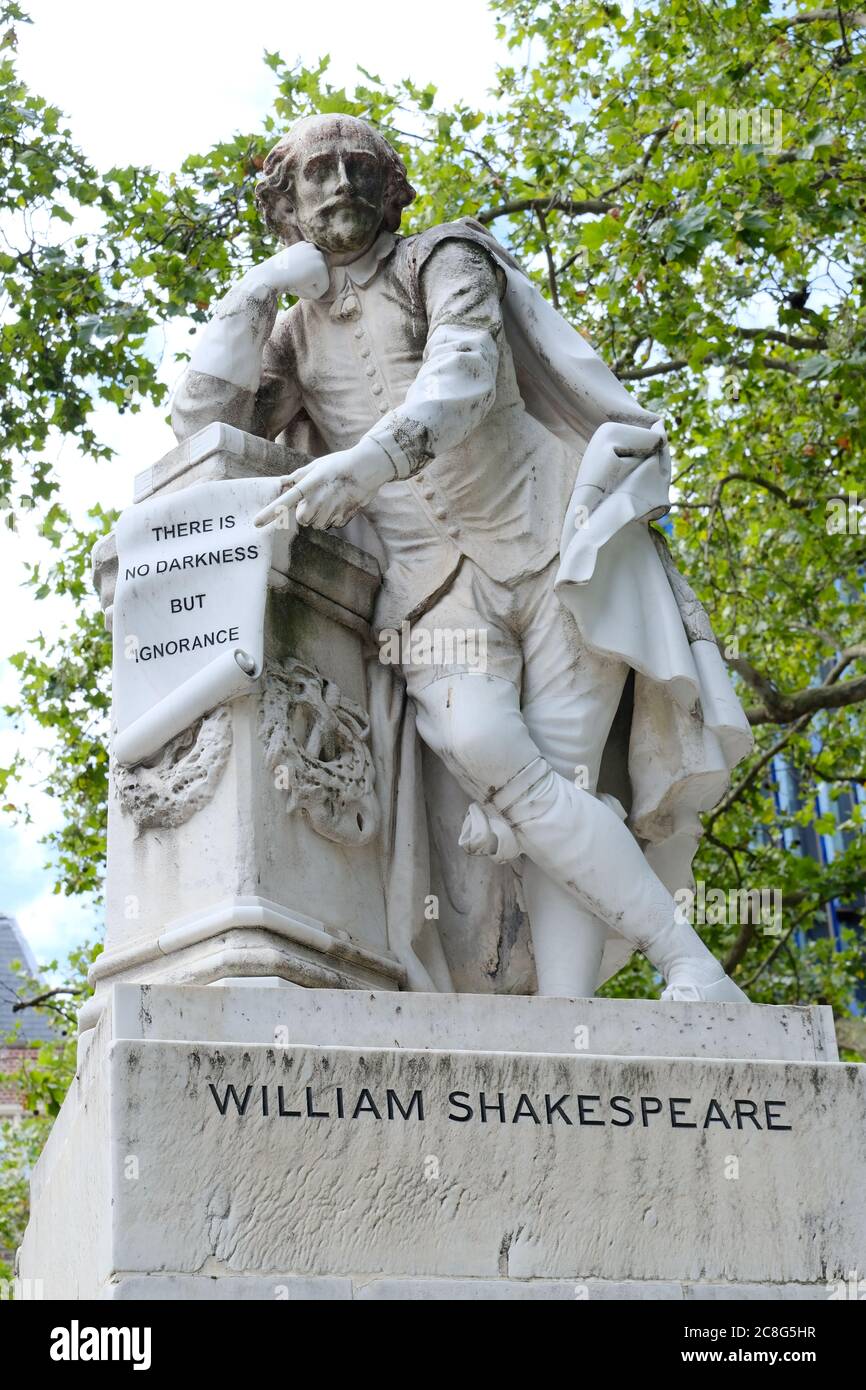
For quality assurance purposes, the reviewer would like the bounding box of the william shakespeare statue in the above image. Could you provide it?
[171,113,754,1004]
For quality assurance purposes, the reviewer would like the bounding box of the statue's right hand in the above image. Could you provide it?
[244,242,330,300]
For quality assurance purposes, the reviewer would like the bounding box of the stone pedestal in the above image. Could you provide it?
[82,425,403,1034]
[31,424,863,1302]
[20,984,864,1300]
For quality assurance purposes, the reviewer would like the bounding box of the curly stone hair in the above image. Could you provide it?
[255,114,417,245]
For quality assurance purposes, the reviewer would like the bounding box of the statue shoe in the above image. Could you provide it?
[661,971,748,1004]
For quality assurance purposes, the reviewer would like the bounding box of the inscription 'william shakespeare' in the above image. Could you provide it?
[208,1082,793,1132]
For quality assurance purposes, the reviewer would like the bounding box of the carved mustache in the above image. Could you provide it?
[314,193,379,215]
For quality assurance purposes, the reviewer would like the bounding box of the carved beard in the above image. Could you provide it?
[297,195,384,253]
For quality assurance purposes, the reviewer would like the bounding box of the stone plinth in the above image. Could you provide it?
[82,427,402,1034]
[19,984,864,1300]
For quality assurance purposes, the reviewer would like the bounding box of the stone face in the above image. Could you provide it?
[19,985,865,1300]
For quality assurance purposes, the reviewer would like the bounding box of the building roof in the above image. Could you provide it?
[0,914,57,1045]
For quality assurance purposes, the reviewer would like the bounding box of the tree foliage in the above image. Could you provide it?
[0,2,167,510]
[0,942,96,1280]
[2,1,864,1022]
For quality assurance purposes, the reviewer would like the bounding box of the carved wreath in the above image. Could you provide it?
[258,660,379,846]
[113,704,233,831]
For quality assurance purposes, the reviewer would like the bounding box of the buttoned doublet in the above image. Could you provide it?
[172,229,578,643]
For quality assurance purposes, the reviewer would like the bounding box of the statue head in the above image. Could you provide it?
[255,114,416,254]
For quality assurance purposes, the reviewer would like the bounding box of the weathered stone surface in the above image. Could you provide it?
[83,430,398,1035]
[113,705,234,831]
[105,1275,353,1300]
[102,1274,834,1300]
[683,1282,831,1301]
[354,1277,833,1300]
[108,1045,866,1285]
[19,985,865,1299]
[113,983,837,1063]
[353,1278,685,1301]
[131,420,307,504]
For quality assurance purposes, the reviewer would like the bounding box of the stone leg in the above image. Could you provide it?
[411,672,741,998]
[520,861,607,996]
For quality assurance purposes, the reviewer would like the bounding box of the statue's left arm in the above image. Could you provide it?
[171,243,329,443]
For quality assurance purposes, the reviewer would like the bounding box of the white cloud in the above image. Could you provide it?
[16,0,503,169]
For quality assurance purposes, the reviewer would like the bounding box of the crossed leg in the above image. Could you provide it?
[404,565,746,1001]
[518,578,629,996]
[412,671,635,996]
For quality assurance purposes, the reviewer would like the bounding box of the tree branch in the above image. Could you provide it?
[477,194,615,224]
[618,358,688,381]
[597,122,676,198]
[535,206,560,310]
[708,717,817,822]
[740,646,866,725]
[747,672,866,724]
[771,7,866,27]
[706,714,814,828]
[737,907,816,986]
[618,351,811,381]
[708,472,812,511]
[734,326,826,349]
[727,656,786,708]
[806,761,866,783]
[11,986,84,1011]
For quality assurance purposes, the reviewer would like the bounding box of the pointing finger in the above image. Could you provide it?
[254,484,304,528]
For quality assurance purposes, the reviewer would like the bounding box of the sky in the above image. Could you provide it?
[1,0,506,967]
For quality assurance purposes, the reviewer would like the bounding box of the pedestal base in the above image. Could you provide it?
[20,985,865,1300]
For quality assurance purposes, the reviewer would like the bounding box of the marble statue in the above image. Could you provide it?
[23,122,865,1311]
[170,113,754,1003]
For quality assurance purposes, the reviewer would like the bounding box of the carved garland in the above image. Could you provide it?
[258,660,379,845]
[114,658,379,845]
[113,704,233,830]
